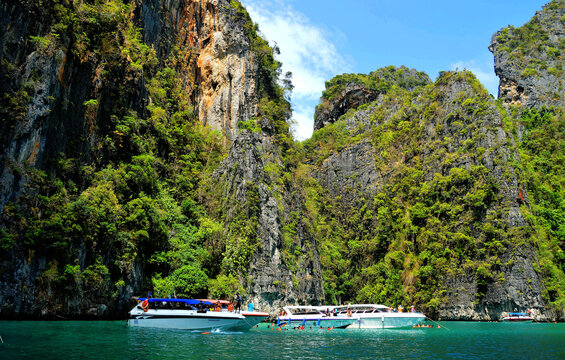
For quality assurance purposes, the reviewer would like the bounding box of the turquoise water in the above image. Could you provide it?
[1,321,564,359]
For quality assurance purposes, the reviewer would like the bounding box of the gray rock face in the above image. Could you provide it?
[308,69,551,320]
[213,131,324,312]
[0,0,319,317]
[489,1,565,108]
[440,246,548,321]
[315,140,380,201]
[314,84,379,131]
[314,66,430,131]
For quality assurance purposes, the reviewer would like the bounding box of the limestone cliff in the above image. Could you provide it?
[0,0,322,318]
[314,66,430,131]
[211,131,324,309]
[140,0,262,138]
[305,1,565,320]
[306,67,554,320]
[489,0,565,108]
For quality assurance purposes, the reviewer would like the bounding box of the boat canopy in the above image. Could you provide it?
[197,299,231,305]
[507,312,528,316]
[138,298,213,305]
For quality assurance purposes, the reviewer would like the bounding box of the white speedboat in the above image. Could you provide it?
[330,304,426,329]
[276,306,356,329]
[128,298,268,331]
[502,312,533,322]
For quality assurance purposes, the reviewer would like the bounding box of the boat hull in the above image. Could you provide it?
[351,314,426,329]
[239,311,269,330]
[128,315,246,331]
[502,318,533,322]
[128,307,249,331]
[278,317,356,329]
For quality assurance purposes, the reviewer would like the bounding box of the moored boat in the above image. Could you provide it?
[502,312,533,322]
[128,298,268,331]
[329,304,426,329]
[276,306,356,329]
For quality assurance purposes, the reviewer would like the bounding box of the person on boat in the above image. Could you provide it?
[347,302,352,317]
[198,301,204,312]
[215,302,222,312]
[248,301,254,312]
[411,305,416,312]
[228,302,234,312]
[235,293,242,313]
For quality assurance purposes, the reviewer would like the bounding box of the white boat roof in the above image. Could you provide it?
[330,304,390,309]
[282,306,325,314]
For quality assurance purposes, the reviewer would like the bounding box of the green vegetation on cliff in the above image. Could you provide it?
[303,69,565,316]
[322,66,430,101]
[1,0,564,320]
[0,0,294,311]
[517,107,565,309]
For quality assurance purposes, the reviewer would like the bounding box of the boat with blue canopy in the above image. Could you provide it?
[128,298,268,331]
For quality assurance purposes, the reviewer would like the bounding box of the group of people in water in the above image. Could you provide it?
[266,324,337,331]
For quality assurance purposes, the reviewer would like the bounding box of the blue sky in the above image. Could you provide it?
[240,0,549,140]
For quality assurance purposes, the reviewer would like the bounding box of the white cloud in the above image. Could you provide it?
[450,60,499,97]
[240,0,350,140]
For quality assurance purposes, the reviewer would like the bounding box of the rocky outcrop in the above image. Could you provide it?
[489,0,565,108]
[314,84,380,131]
[314,66,430,131]
[440,246,548,321]
[212,130,324,311]
[308,67,552,320]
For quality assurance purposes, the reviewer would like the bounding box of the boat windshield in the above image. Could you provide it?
[285,307,324,315]
[334,305,390,314]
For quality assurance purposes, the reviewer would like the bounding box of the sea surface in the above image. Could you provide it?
[1,320,564,359]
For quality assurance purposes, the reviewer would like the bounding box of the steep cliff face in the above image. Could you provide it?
[139,0,261,138]
[0,0,263,211]
[306,67,554,320]
[305,1,565,320]
[0,0,321,318]
[489,0,565,108]
[211,131,324,309]
[314,66,430,131]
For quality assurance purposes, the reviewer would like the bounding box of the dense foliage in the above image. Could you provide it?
[0,0,293,308]
[321,66,430,101]
[303,70,565,316]
[517,107,565,310]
